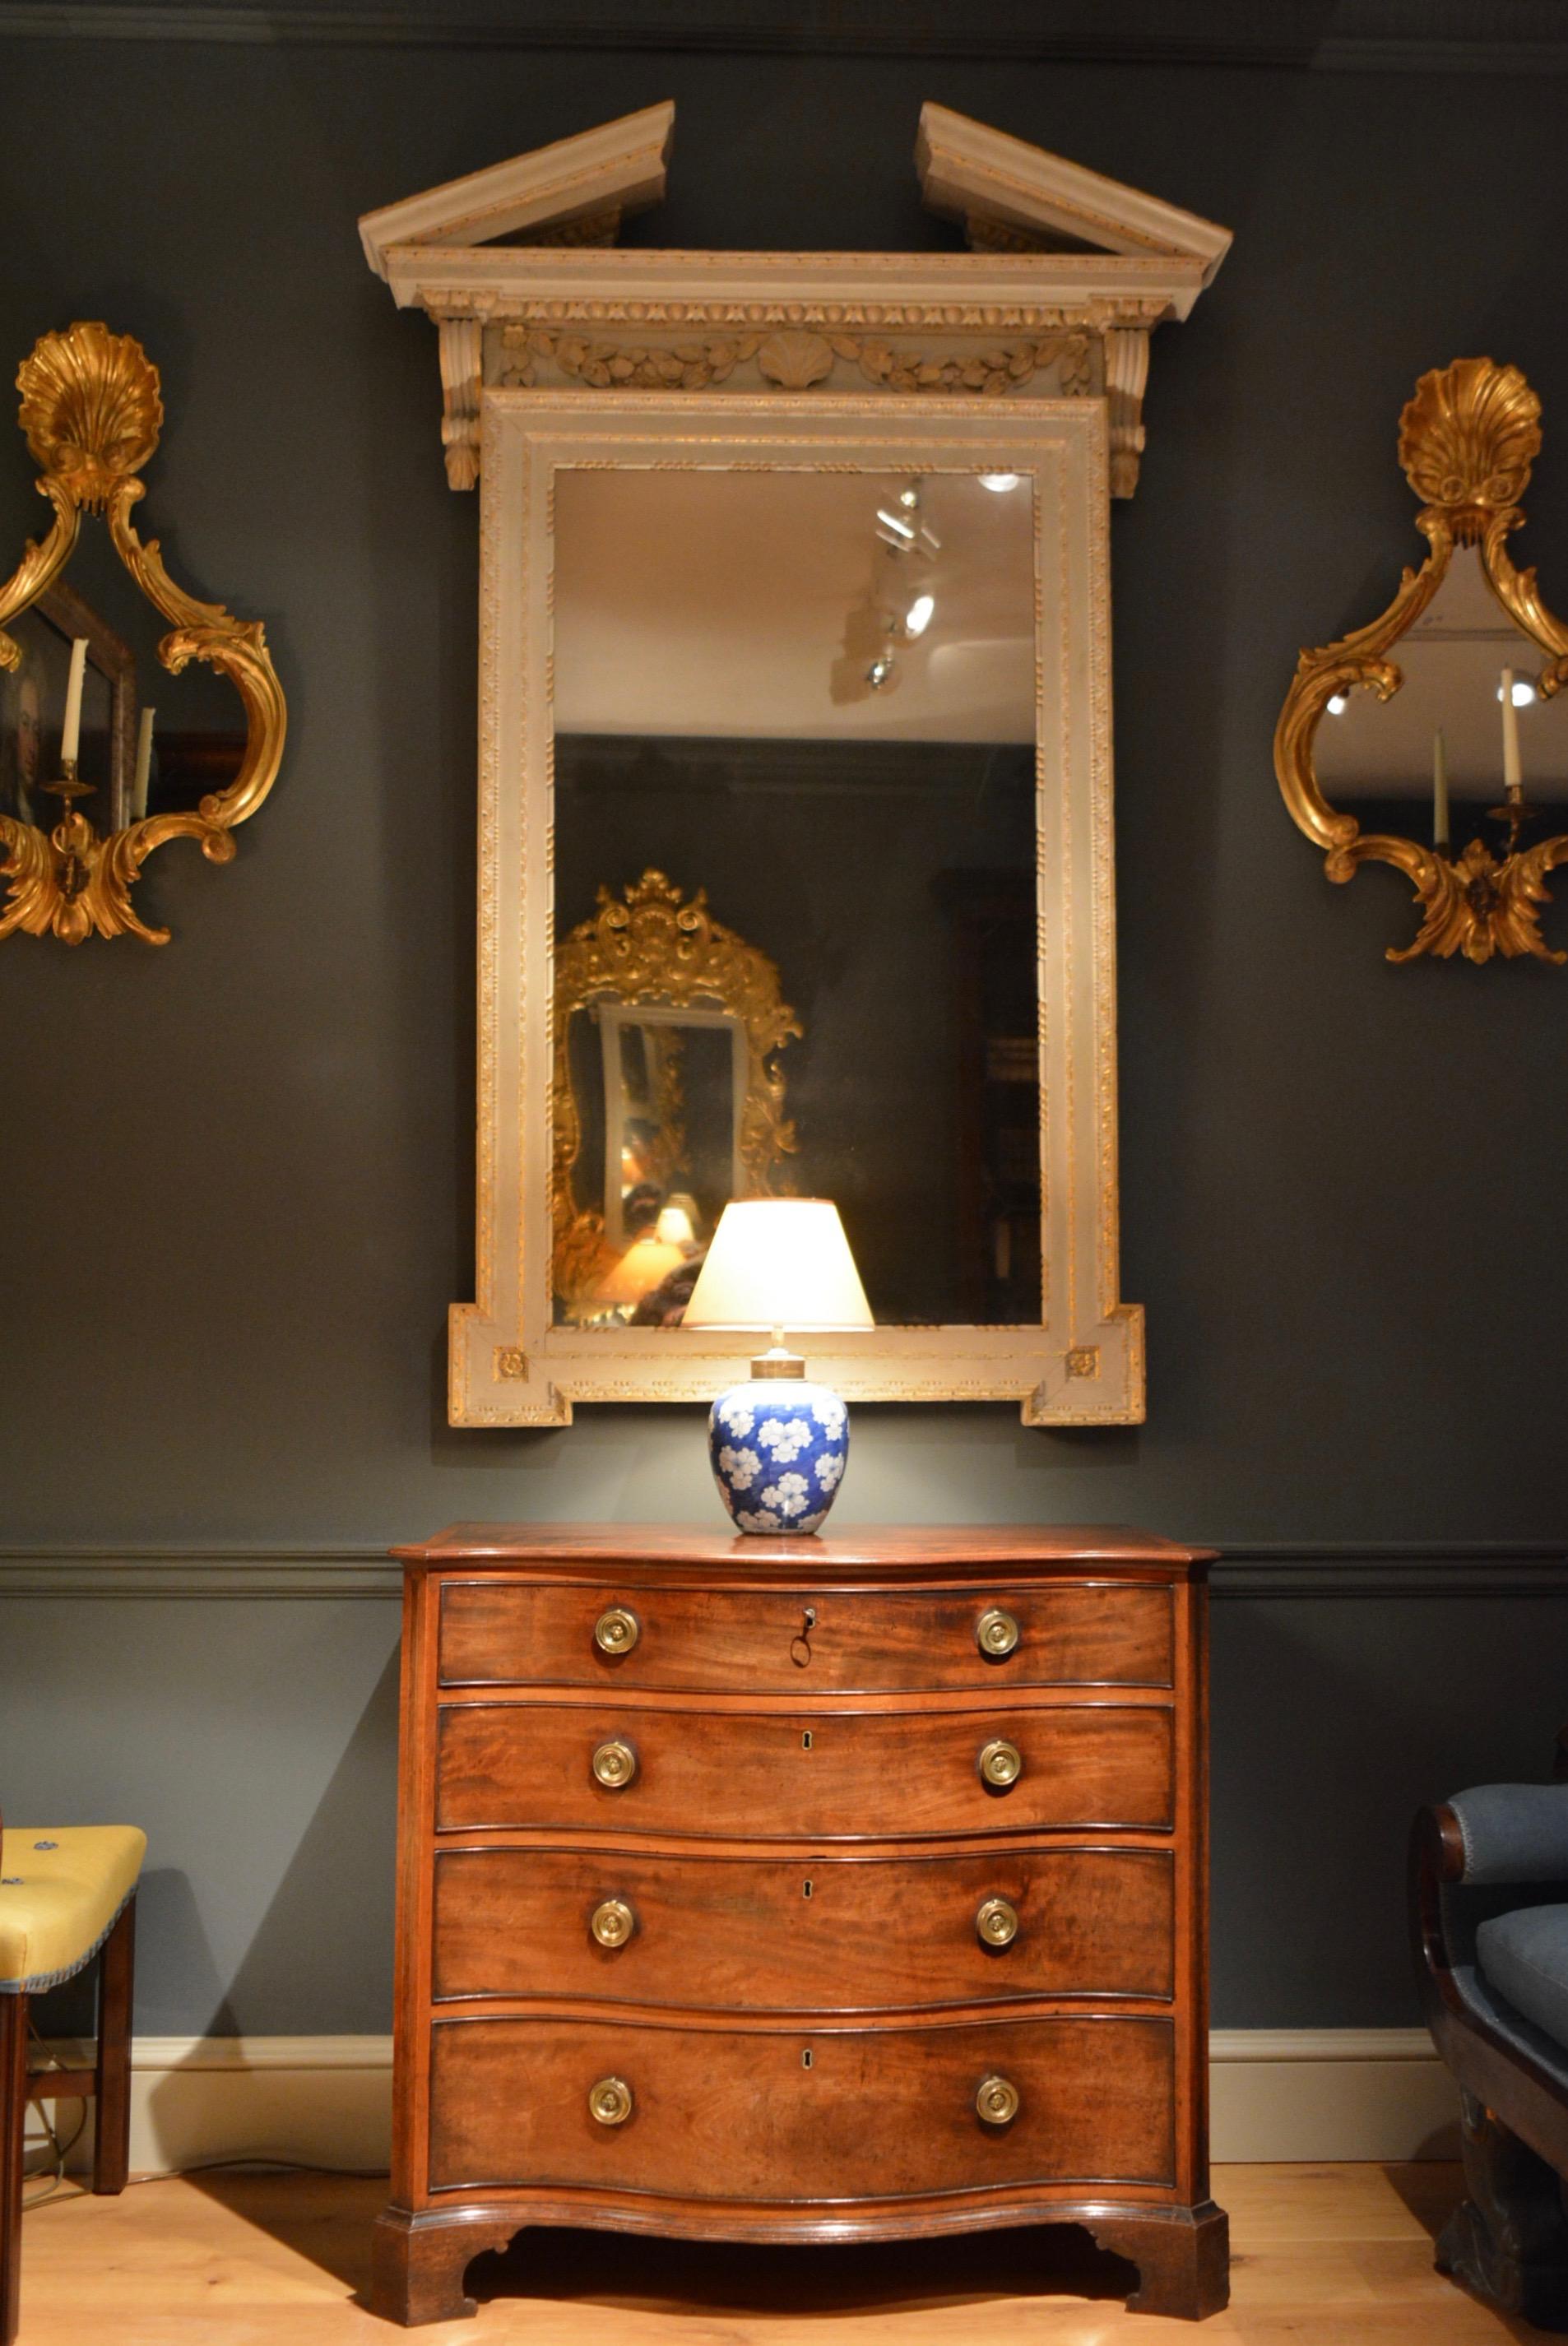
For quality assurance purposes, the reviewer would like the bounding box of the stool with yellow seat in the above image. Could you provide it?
[0,1820,145,2346]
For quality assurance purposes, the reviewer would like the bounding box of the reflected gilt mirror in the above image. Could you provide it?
[1276,357,1568,963]
[361,99,1232,1421]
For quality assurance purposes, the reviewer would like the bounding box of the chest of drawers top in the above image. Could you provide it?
[398,1523,1212,1578]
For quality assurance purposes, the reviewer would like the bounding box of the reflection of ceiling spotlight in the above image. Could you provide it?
[980,472,1022,493]
[904,592,935,638]
[898,482,921,510]
[866,655,897,690]
[1498,677,1538,706]
[1325,693,1348,715]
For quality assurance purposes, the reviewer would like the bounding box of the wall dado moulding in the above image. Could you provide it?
[362,102,1230,1430]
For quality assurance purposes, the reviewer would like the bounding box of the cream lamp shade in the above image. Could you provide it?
[684,1198,873,1332]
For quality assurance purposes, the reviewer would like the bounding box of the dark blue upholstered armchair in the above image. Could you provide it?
[1413,1739,1568,2329]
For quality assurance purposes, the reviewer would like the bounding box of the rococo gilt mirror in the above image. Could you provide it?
[1276,356,1568,965]
[362,100,1231,1422]
[0,322,285,944]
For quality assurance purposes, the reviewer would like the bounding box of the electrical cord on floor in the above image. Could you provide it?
[21,2025,384,2205]
[22,2018,87,2209]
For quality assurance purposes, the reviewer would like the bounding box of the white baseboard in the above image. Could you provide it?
[28,2027,1462,2178]
[1209,2028,1460,2162]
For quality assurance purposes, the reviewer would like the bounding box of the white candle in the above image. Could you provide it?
[1433,725,1450,850]
[1501,666,1523,800]
[132,707,155,822]
[59,636,88,767]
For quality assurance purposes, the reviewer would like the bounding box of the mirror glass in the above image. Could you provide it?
[1315,545,1568,847]
[0,518,246,835]
[552,466,1039,1332]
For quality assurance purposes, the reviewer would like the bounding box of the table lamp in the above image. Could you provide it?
[682,1198,873,1536]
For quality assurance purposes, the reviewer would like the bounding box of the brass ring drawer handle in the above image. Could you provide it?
[975,1606,1020,1658]
[591,1738,638,1789]
[978,1738,1023,1788]
[976,1895,1019,1947]
[977,2074,1020,2126]
[594,1606,641,1657]
[589,2075,633,2126]
[591,1897,635,1949]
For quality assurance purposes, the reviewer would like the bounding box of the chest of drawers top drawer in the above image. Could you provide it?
[437,1577,1173,1695]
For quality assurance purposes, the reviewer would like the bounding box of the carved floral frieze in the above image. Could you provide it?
[497,323,1096,401]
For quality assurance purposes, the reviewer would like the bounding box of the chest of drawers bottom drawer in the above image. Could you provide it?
[427,2013,1176,2201]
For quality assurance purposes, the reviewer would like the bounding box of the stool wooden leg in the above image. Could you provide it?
[91,1899,135,2196]
[1,1991,27,2346]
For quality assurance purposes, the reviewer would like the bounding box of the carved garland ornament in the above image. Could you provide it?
[550,869,801,1309]
[1275,357,1568,964]
[500,324,1094,399]
[0,322,285,944]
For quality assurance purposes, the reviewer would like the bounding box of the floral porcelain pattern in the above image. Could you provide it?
[707,1377,850,1535]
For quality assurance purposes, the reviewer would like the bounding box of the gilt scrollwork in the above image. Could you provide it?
[0,322,285,944]
[551,869,800,1312]
[1274,356,1568,963]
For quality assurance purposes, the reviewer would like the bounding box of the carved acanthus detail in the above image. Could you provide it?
[1104,327,1150,498]
[438,318,483,492]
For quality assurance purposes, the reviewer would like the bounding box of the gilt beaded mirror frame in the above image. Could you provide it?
[362,100,1231,1423]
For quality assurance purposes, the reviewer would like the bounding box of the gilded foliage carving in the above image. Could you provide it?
[0,323,285,945]
[1275,357,1568,964]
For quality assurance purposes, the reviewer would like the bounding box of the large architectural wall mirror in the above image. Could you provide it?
[362,100,1230,1423]
[1277,358,1568,965]
[0,322,285,944]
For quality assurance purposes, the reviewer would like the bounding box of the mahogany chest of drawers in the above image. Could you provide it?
[371,1523,1227,2325]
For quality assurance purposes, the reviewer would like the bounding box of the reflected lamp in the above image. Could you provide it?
[683,1199,873,1536]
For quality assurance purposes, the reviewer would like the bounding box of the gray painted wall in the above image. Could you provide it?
[1,23,1566,2037]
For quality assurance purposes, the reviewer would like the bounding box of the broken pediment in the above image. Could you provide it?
[358,100,674,278]
[360,98,1228,496]
[916,103,1231,295]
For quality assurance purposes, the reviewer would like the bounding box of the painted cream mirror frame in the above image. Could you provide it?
[360,100,1232,1424]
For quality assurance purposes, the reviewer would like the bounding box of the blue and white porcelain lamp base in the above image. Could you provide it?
[682,1200,871,1539]
[707,1348,849,1537]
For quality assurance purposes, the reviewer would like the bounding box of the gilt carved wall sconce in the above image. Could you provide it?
[0,322,285,944]
[1275,358,1568,963]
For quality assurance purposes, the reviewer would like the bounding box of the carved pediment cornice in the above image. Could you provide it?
[362,101,1228,496]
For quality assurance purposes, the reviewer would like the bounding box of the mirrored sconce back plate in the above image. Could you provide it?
[1275,356,1568,963]
[0,322,285,944]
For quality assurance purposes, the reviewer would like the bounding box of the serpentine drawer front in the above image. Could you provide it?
[435,1698,1174,1838]
[438,1579,1175,1693]
[431,1843,1176,2008]
[375,1526,1226,2328]
[427,2012,1177,2199]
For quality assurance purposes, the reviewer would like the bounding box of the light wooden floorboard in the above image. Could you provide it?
[11,2163,1555,2344]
